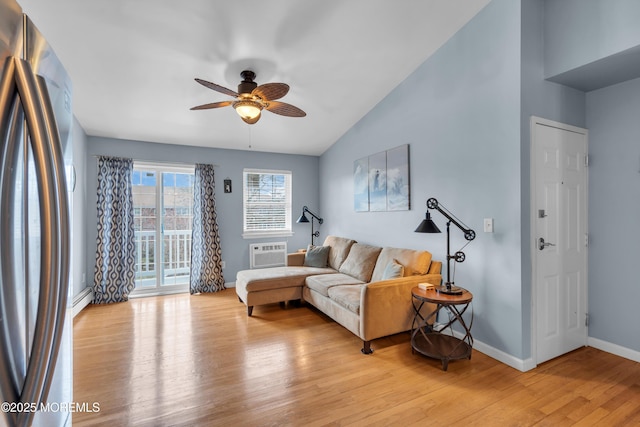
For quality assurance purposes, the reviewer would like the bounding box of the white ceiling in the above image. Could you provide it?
[18,0,490,156]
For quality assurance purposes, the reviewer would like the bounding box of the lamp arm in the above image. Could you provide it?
[302,206,324,224]
[427,198,475,241]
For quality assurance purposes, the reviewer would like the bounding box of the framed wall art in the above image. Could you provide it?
[353,144,410,212]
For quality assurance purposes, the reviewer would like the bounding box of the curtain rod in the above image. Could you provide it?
[91,155,218,168]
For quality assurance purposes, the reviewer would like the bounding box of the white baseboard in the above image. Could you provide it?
[439,326,639,371]
[436,324,534,372]
[72,287,93,318]
[472,338,536,372]
[465,335,638,371]
[588,337,640,363]
[225,281,236,288]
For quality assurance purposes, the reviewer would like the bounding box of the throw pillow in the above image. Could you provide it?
[303,245,330,268]
[323,236,357,270]
[338,243,382,282]
[382,259,404,280]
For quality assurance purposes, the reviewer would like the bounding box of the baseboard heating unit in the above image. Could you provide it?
[250,242,287,269]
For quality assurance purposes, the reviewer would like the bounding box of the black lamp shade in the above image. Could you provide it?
[415,212,441,233]
[297,212,309,223]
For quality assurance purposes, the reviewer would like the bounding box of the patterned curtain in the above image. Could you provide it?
[190,163,225,293]
[93,156,136,303]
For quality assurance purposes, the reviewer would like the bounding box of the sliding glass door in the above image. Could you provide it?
[131,163,195,295]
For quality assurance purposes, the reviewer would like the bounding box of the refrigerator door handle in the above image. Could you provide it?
[0,56,69,427]
[0,55,21,422]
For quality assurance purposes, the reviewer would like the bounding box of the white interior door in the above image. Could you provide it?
[531,117,588,365]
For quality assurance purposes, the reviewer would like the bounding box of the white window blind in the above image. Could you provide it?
[243,169,292,238]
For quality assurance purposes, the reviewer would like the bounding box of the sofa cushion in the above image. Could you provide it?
[236,266,336,292]
[306,273,364,297]
[323,236,357,270]
[338,243,382,282]
[328,284,363,314]
[382,259,404,280]
[303,245,330,268]
[370,247,433,282]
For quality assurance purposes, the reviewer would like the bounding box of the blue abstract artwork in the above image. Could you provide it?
[354,144,409,212]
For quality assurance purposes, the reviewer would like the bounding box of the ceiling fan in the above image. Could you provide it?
[190,70,306,125]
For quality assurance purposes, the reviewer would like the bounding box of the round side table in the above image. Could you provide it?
[411,286,473,371]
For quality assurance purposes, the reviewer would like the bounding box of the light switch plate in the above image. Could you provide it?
[484,218,494,233]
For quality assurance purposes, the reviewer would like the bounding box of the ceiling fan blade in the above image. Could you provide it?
[194,78,238,97]
[253,83,289,101]
[190,100,233,110]
[265,101,306,117]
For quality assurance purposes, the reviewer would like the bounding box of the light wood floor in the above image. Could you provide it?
[73,289,640,426]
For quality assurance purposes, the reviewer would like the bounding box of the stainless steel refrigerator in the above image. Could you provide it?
[1,0,74,426]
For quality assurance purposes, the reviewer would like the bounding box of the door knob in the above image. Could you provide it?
[538,237,556,250]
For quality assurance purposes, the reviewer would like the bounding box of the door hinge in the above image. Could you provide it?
[585,313,590,327]
[584,233,590,247]
[585,154,590,167]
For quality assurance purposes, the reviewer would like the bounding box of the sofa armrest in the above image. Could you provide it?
[359,274,441,341]
[287,252,305,266]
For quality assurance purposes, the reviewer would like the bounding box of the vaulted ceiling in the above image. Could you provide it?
[18,0,490,155]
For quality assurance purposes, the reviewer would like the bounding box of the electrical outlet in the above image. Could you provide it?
[483,218,494,233]
[221,261,226,269]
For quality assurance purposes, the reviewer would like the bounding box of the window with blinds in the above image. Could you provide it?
[242,169,292,238]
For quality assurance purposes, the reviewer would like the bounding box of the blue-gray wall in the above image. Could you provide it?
[544,0,640,79]
[319,0,640,363]
[321,0,526,358]
[85,137,319,286]
[586,77,640,353]
[544,0,640,91]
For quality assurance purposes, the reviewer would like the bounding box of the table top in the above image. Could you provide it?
[412,286,473,304]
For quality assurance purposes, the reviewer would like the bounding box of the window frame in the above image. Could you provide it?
[242,168,293,239]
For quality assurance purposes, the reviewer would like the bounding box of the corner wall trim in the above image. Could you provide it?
[72,287,93,318]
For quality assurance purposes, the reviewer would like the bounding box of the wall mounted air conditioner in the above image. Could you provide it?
[250,242,287,269]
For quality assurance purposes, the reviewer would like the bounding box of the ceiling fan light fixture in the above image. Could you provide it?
[233,100,262,124]
[191,71,305,123]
